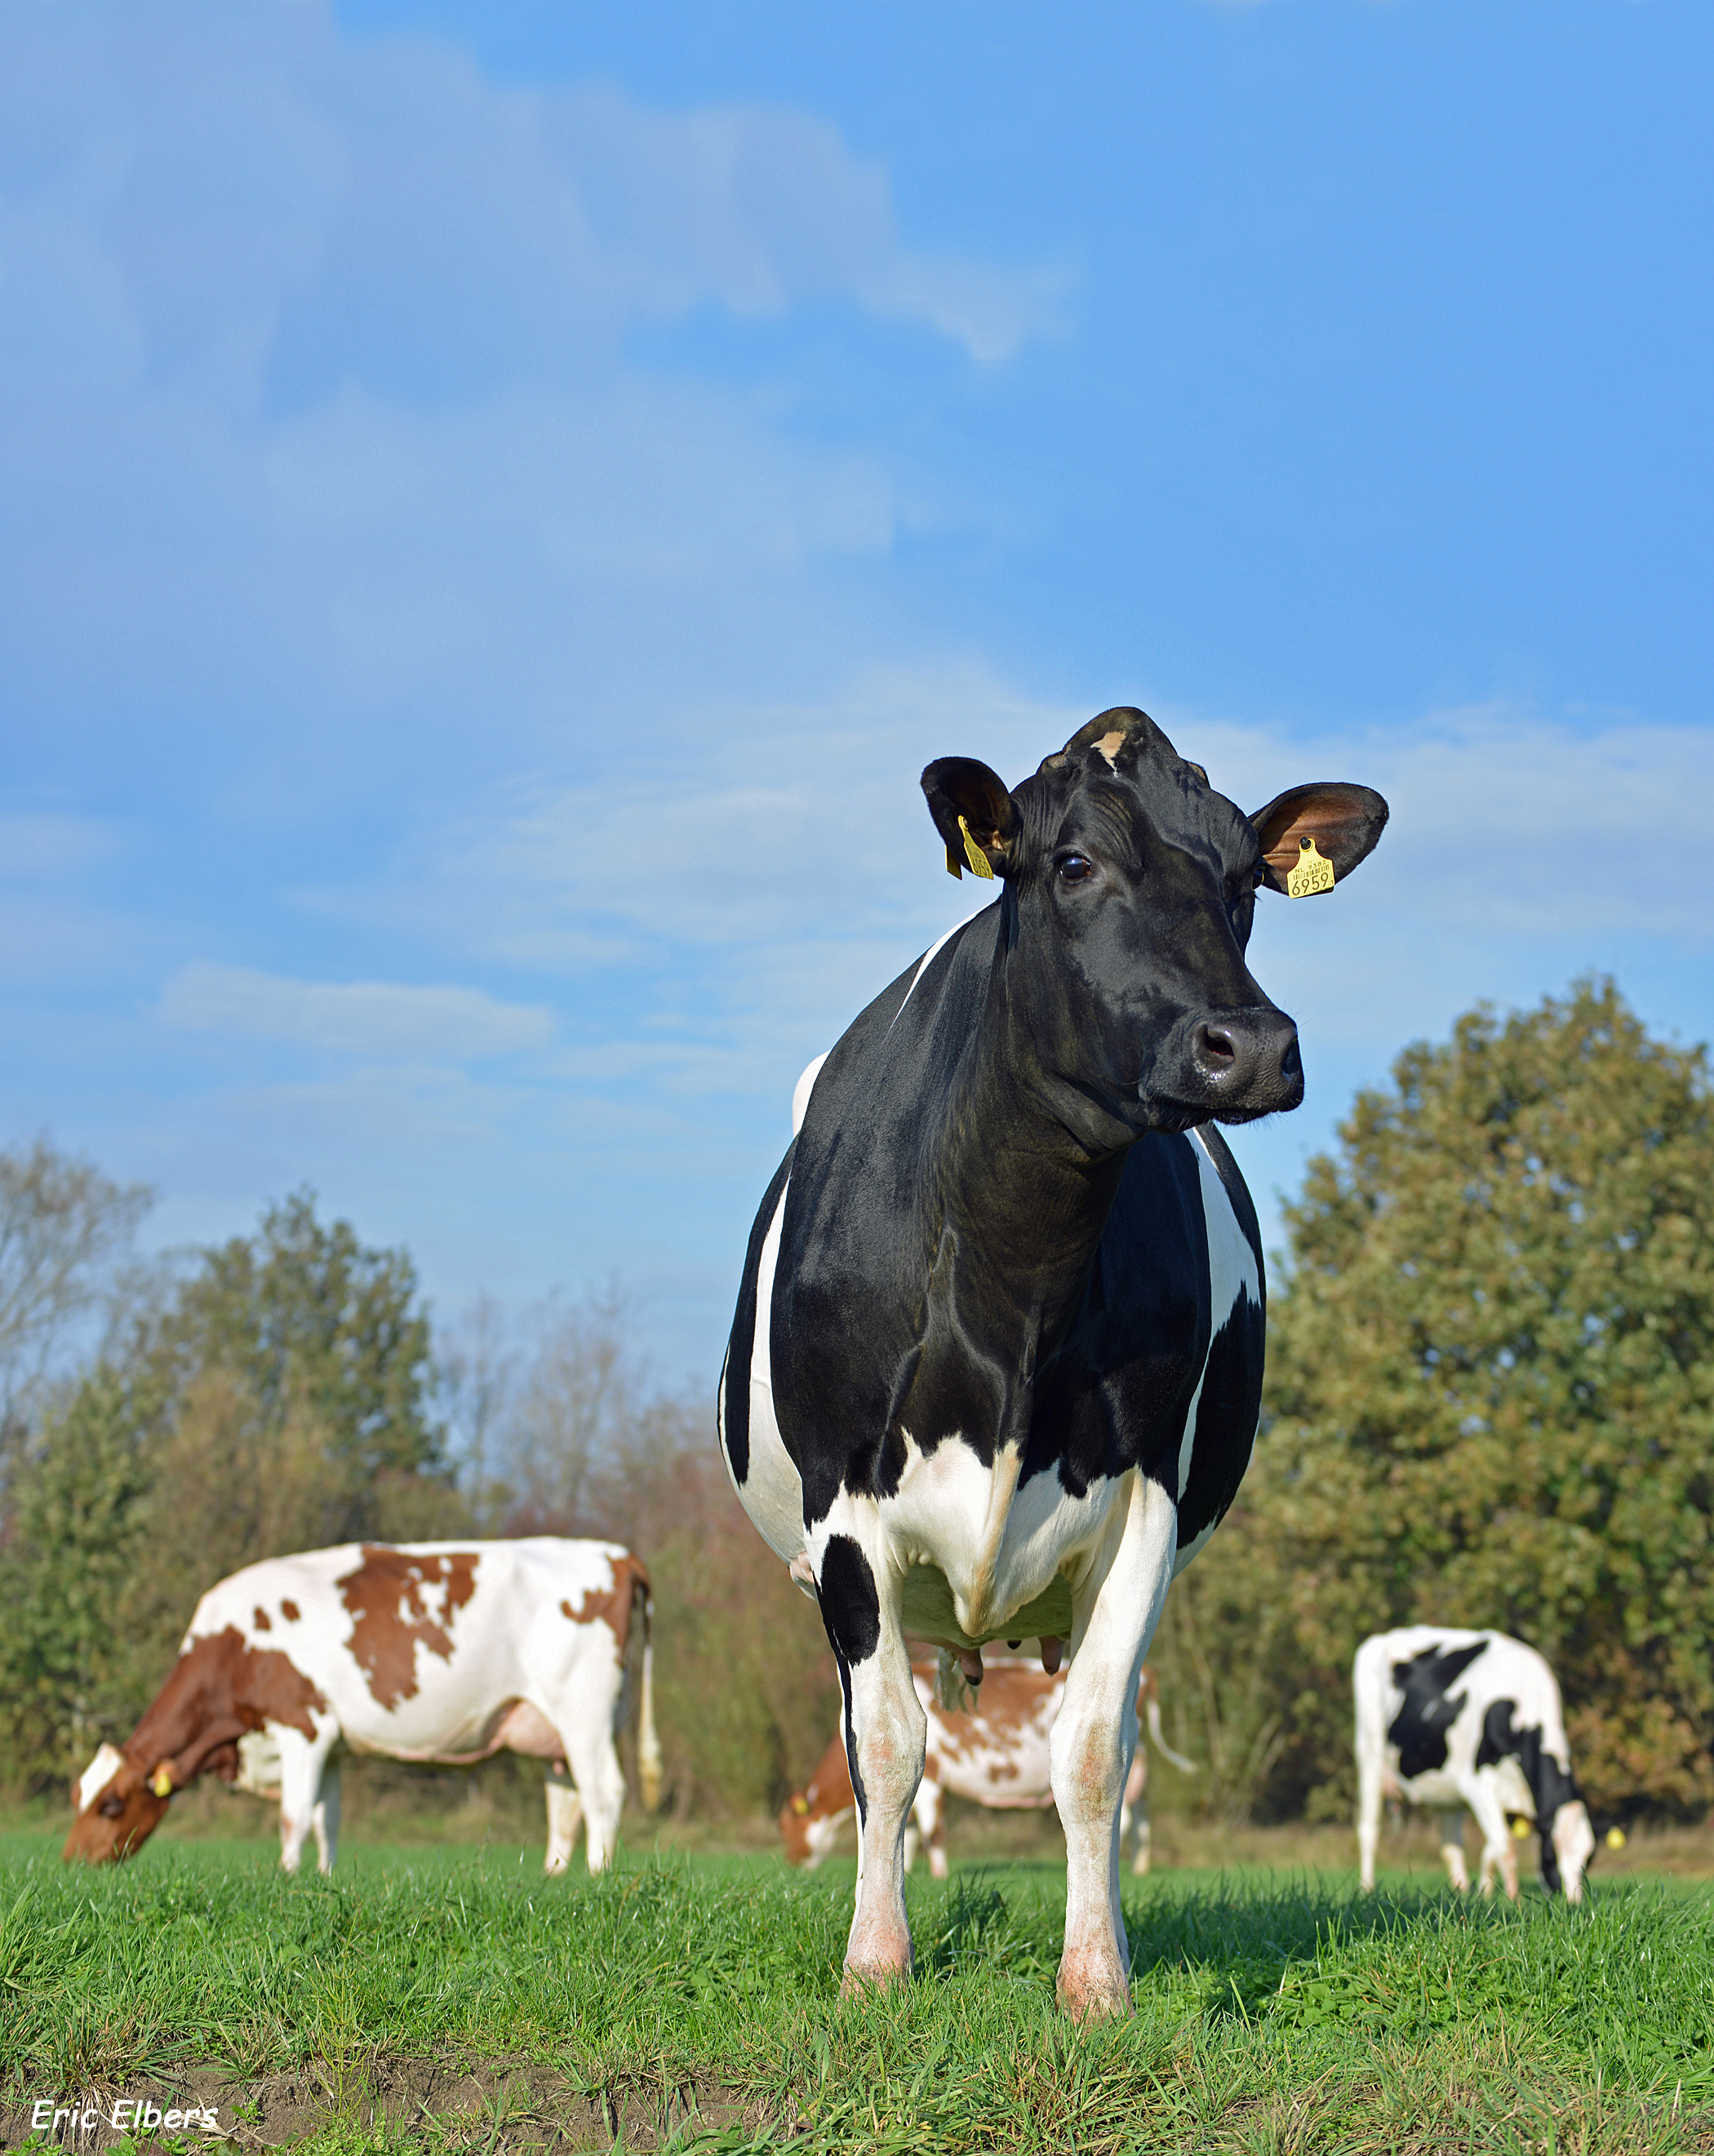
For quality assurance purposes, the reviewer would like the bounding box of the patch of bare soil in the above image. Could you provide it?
[0,2058,770,2155]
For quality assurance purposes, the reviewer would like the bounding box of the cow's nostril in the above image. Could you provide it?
[1281,1036,1302,1080]
[1197,1023,1237,1067]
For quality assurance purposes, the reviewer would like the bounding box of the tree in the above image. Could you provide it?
[0,1136,151,1432]
[1183,978,1714,1820]
[0,1367,155,1780]
[0,1191,455,1792]
[142,1190,441,1490]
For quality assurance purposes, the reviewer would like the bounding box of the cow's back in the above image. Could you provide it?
[190,1540,639,1754]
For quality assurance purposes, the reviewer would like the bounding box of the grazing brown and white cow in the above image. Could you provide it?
[780,1663,1193,1878]
[65,1539,662,1875]
[1355,1626,1596,1903]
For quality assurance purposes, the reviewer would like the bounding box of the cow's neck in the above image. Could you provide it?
[933,975,1132,1364]
[124,1634,247,1780]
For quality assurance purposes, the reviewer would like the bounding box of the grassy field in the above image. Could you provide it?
[4,1822,1714,2155]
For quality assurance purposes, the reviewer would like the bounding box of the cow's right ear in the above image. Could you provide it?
[921,758,1020,881]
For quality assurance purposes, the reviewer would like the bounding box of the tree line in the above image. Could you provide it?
[2,976,1710,1825]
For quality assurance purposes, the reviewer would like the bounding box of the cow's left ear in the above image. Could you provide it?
[921,757,1020,881]
[1249,783,1389,895]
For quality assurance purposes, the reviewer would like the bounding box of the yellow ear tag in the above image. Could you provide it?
[1286,834,1335,898]
[791,1794,810,1815]
[1512,1817,1531,1839]
[957,815,995,881]
[1606,1826,1627,1849]
[151,1766,174,1797]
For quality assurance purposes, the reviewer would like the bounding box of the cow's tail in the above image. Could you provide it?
[1143,1672,1197,1774]
[635,1575,664,1812]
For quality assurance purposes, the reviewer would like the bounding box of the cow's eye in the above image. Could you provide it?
[100,1796,126,1818]
[1055,853,1094,885]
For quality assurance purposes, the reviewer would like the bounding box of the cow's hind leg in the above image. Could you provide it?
[815,1517,922,1992]
[1051,1470,1177,2020]
[544,1764,584,1874]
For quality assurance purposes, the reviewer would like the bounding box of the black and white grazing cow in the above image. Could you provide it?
[719,706,1387,2016]
[1355,1626,1596,1903]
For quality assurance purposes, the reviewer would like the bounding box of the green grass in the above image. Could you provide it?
[4,1830,1713,2153]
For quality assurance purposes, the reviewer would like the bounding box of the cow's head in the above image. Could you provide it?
[64,1742,175,1865]
[1543,1798,1596,1903]
[921,707,1388,1141]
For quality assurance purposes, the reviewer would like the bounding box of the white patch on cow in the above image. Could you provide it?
[73,1742,125,1814]
[1094,730,1126,765]
[1170,1131,1263,1575]
[853,1427,1118,1645]
[791,1054,828,1136]
[719,1176,806,1564]
[886,921,966,1036]
[236,1729,282,1799]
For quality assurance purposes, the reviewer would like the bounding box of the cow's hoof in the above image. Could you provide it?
[1055,1957,1133,2021]
[841,1955,910,1998]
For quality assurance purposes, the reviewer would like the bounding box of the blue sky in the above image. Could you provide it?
[3,0,1710,1382]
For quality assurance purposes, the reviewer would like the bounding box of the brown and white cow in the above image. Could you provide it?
[780,1663,1192,1877]
[65,1538,662,1875]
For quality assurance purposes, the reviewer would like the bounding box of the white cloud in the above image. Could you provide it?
[158,963,555,1061]
[0,5,1055,761]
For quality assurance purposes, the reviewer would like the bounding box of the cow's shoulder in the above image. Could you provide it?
[788,907,999,1205]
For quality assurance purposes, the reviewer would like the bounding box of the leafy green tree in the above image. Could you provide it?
[0,1367,155,1781]
[1185,978,1714,1820]
[144,1191,440,1487]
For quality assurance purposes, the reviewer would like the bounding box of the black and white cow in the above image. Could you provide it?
[1355,1626,1596,1903]
[719,707,1387,2016]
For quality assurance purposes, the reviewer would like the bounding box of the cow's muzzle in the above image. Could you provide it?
[1164,1006,1303,1122]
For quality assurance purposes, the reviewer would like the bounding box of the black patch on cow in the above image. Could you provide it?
[819,1535,882,1666]
[1031,1132,1214,1504]
[1475,1697,1581,1894]
[1176,1282,1264,1551]
[718,1143,794,1487]
[1388,1641,1490,1779]
[838,1666,868,1828]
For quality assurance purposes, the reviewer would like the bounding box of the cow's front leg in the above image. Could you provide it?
[544,1764,584,1874]
[913,1769,947,1879]
[1436,1808,1471,1892]
[1050,1470,1177,2020]
[274,1719,340,1875]
[1463,1782,1518,1900]
[1122,1753,1152,1876]
[815,1519,922,1992]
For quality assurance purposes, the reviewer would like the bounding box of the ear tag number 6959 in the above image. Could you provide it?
[1286,835,1335,898]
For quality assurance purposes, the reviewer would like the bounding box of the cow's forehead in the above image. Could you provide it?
[1022,735,1252,863]
[75,1743,125,1812]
